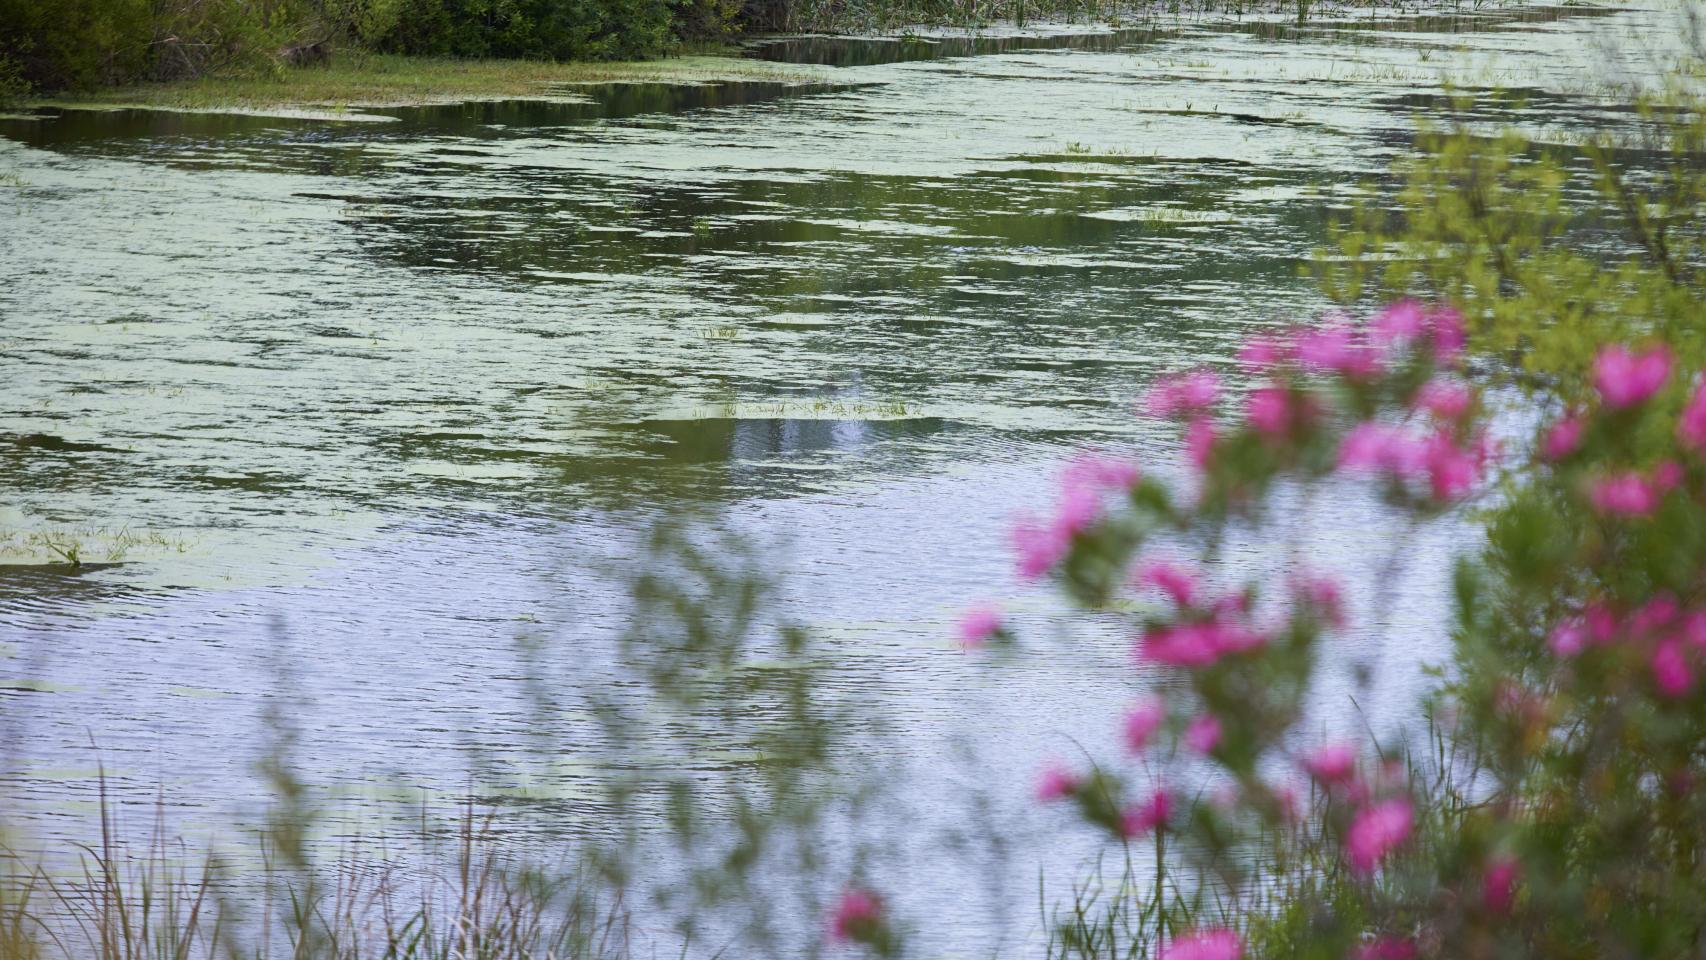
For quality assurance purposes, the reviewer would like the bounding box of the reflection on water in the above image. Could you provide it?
[0,3,1683,951]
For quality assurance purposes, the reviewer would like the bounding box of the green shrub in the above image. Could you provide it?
[1315,89,1706,399]
[372,0,678,61]
[0,52,29,103]
[0,0,286,89]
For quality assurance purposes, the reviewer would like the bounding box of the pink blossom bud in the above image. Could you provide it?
[1135,559,1200,607]
[1370,300,1426,345]
[1589,472,1661,516]
[957,605,1003,649]
[1652,640,1693,698]
[1158,928,1243,960]
[1542,415,1585,461]
[1122,698,1167,754]
[1183,714,1223,754]
[1118,789,1172,838]
[1482,855,1520,914]
[829,889,883,943]
[1036,762,1080,802]
[1593,344,1671,409]
[1345,798,1413,874]
[1144,370,1222,419]
[1186,417,1218,470]
[1415,379,1472,420]
[1428,305,1467,361]
[1303,742,1357,785]
[1679,380,1706,452]
[1549,618,1587,657]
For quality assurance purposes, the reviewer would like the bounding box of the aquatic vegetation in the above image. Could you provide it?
[0,527,192,566]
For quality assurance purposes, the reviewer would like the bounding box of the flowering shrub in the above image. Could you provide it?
[901,301,1706,957]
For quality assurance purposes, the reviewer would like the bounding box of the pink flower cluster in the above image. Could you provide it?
[1122,697,1167,753]
[1369,299,1467,361]
[1235,301,1463,382]
[1133,565,1269,669]
[1594,345,1671,409]
[1012,453,1141,579]
[1244,385,1314,438]
[1588,463,1682,517]
[1345,797,1414,875]
[1303,742,1357,785]
[1035,762,1082,803]
[1145,370,1223,419]
[1158,928,1244,960]
[1338,422,1490,501]
[1482,855,1521,914]
[956,605,1003,649]
[1118,788,1173,838]
[1550,595,1706,698]
[829,888,884,943]
[1139,611,1264,668]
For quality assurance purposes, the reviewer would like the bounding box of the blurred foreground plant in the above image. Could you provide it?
[958,297,1706,959]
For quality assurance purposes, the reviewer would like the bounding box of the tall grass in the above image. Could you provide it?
[0,776,627,960]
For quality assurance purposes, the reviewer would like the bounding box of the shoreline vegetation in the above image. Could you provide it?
[0,0,1547,117]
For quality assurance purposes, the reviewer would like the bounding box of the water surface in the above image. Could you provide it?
[0,4,1681,952]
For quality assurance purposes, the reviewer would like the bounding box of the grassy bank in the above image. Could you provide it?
[24,49,828,116]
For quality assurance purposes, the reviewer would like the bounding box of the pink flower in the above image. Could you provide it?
[1652,640,1693,698]
[1370,300,1426,345]
[1139,624,1221,668]
[957,605,1003,649]
[1683,611,1706,651]
[1654,459,1684,492]
[1589,471,1661,516]
[1238,336,1291,373]
[1159,929,1242,960]
[1415,379,1472,420]
[1586,603,1618,644]
[1118,789,1172,837]
[829,888,883,942]
[1136,560,1200,607]
[1140,623,1221,667]
[1303,742,1357,784]
[1298,324,1381,379]
[1679,380,1706,452]
[1423,432,1481,500]
[1139,620,1263,667]
[1339,423,1426,477]
[1063,452,1142,494]
[1542,415,1585,461]
[1549,617,1588,657]
[1245,385,1292,436]
[1345,798,1413,874]
[1291,573,1347,628]
[1036,763,1080,802]
[1631,594,1679,634]
[1013,455,1143,579]
[1428,305,1467,361]
[1122,698,1168,753]
[1145,370,1222,419]
[1183,714,1223,754]
[1186,417,1218,470]
[1353,936,1418,960]
[1593,344,1671,409]
[1012,516,1069,579]
[1482,855,1520,914]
